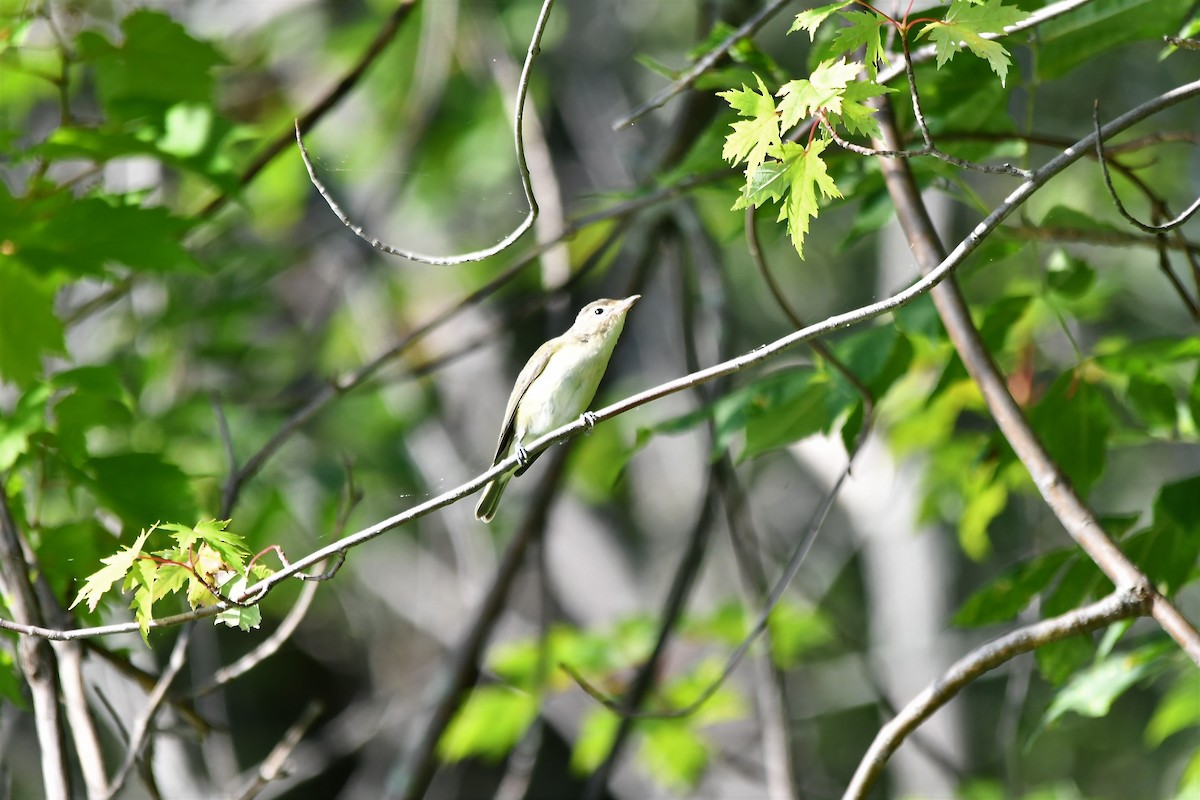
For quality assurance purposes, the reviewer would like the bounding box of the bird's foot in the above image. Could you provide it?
[516,443,531,467]
[581,411,599,432]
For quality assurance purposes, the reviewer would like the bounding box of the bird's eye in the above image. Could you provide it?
[593,307,605,315]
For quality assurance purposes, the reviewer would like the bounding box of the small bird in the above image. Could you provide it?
[475,295,641,523]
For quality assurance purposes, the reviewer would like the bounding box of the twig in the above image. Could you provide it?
[745,205,876,411]
[891,35,1031,178]
[194,469,362,696]
[1152,222,1200,322]
[101,626,193,800]
[613,0,797,129]
[393,449,568,800]
[296,0,558,264]
[565,435,857,721]
[1164,35,1200,50]
[842,589,1147,800]
[232,701,324,800]
[1007,222,1200,253]
[200,0,420,219]
[1093,100,1200,234]
[581,456,722,799]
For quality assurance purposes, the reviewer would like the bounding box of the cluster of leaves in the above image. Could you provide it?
[0,9,267,637]
[693,1,1200,794]
[439,599,833,791]
[719,0,1027,258]
[1,10,234,383]
[71,520,272,640]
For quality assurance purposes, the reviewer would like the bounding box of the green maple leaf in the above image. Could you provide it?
[151,563,192,603]
[775,139,842,258]
[128,558,158,642]
[719,75,781,178]
[161,521,201,552]
[160,519,248,572]
[790,0,853,39]
[733,140,841,259]
[734,156,790,210]
[920,0,1029,86]
[777,59,863,129]
[195,519,248,573]
[0,261,66,388]
[828,11,890,77]
[828,80,896,139]
[215,575,262,631]
[71,527,153,613]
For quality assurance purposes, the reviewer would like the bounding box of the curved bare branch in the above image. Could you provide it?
[295,0,559,265]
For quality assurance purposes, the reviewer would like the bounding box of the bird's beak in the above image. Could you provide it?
[619,295,641,313]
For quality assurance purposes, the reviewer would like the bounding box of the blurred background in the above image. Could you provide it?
[1,0,1199,797]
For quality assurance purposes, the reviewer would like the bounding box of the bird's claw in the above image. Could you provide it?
[516,443,531,467]
[581,411,598,430]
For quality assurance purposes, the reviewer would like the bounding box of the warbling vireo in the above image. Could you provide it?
[475,295,641,523]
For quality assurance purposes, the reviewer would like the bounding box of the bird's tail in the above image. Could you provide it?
[474,474,510,523]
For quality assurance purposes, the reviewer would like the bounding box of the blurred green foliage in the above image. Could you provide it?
[0,0,1198,796]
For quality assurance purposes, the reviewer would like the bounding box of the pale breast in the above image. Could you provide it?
[513,344,608,442]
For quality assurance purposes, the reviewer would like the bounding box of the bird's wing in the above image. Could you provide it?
[490,336,558,464]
